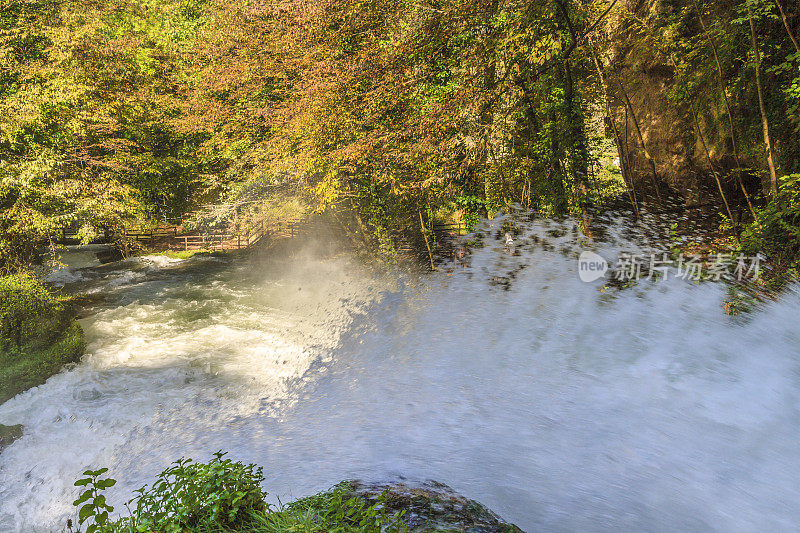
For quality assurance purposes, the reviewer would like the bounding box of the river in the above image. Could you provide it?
[1,215,799,532]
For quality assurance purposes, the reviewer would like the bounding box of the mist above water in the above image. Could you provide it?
[1,215,799,532]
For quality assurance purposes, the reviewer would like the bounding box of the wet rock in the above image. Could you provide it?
[95,246,125,264]
[0,424,23,451]
[345,480,524,532]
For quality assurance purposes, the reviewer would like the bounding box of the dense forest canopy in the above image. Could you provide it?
[1,0,798,271]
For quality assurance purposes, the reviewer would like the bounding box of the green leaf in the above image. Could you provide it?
[73,489,93,506]
[74,478,91,487]
[78,503,94,523]
[98,478,117,489]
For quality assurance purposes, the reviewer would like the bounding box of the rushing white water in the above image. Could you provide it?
[2,216,800,532]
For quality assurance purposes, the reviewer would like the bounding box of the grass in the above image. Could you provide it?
[0,319,85,405]
[202,484,407,533]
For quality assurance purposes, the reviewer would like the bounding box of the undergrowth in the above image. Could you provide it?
[68,453,405,533]
[0,273,85,404]
[740,174,800,290]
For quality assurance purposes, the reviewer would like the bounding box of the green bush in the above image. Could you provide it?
[0,272,85,403]
[0,272,66,351]
[741,174,800,285]
[122,452,268,532]
[73,457,407,533]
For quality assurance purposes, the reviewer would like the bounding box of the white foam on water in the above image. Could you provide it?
[136,255,184,269]
[43,269,85,287]
[1,218,799,532]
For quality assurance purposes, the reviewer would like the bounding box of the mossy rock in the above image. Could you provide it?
[336,480,523,532]
[0,320,85,405]
[0,424,23,450]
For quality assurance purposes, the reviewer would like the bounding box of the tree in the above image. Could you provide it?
[747,0,780,194]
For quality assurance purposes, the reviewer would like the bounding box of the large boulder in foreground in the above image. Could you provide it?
[342,480,523,532]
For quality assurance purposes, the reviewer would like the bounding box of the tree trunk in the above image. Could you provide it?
[693,0,757,219]
[775,0,800,55]
[688,98,738,238]
[549,108,570,214]
[748,4,780,195]
[618,81,662,201]
[475,0,500,218]
[515,66,555,213]
[564,58,593,233]
[557,0,592,229]
[589,44,640,220]
[418,207,436,271]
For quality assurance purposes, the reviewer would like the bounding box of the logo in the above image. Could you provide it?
[578,251,608,282]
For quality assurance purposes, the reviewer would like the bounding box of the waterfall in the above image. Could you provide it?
[1,215,799,532]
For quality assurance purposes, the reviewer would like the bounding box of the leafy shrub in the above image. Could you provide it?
[122,451,267,532]
[71,460,407,533]
[741,174,800,284]
[0,273,66,351]
[454,195,486,231]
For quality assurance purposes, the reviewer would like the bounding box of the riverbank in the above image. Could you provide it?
[0,317,84,451]
[0,274,86,408]
[0,320,84,406]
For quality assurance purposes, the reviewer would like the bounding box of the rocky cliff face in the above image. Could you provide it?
[609,0,694,199]
[605,0,760,206]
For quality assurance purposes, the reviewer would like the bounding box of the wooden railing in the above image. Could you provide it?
[59,218,458,254]
[432,222,466,234]
[124,226,180,241]
[124,220,302,251]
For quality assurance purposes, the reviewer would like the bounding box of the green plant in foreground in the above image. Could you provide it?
[73,469,116,533]
[72,456,408,532]
[124,451,267,532]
